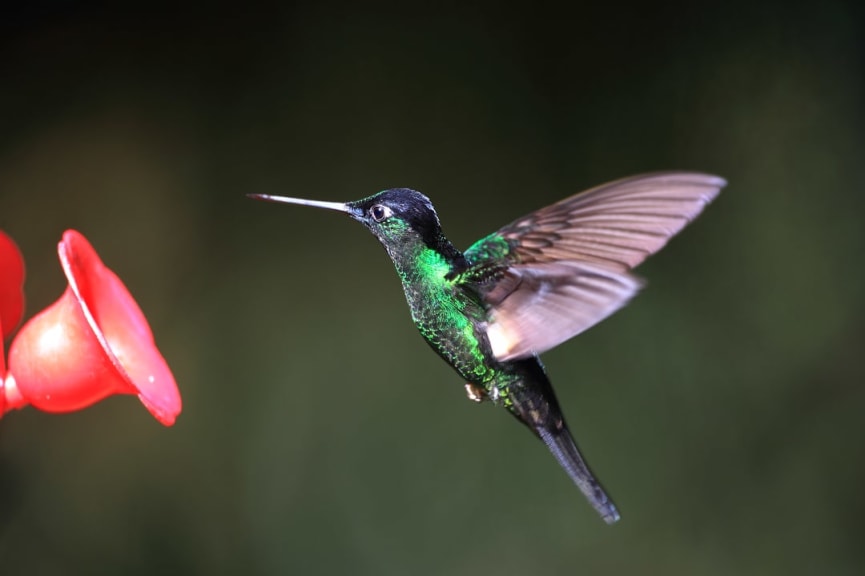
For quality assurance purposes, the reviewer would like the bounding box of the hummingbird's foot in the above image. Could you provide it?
[464,383,488,403]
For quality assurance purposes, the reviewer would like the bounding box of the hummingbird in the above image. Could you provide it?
[249,172,724,524]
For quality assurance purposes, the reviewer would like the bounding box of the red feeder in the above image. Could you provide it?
[3,230,181,425]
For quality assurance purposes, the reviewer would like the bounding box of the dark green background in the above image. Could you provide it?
[2,2,864,574]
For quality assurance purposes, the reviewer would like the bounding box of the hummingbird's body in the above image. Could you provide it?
[251,172,725,525]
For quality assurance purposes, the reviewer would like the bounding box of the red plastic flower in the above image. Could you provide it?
[0,230,181,425]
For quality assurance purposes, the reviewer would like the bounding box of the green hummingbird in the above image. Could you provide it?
[249,171,724,524]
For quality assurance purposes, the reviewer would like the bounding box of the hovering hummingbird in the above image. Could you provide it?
[249,172,724,524]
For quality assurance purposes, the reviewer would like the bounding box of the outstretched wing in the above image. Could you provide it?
[460,172,725,361]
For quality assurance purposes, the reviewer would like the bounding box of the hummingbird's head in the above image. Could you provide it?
[346,188,443,248]
[248,188,451,255]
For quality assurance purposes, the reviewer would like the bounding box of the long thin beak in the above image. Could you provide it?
[247,194,353,214]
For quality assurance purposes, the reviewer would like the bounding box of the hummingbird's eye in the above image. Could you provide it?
[370,204,392,222]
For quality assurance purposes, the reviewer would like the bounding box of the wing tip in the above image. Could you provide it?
[623,170,727,196]
[634,170,726,185]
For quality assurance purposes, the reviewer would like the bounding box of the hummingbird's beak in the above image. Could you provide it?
[247,194,364,219]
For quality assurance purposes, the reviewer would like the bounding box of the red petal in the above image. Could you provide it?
[59,230,182,424]
[0,230,26,341]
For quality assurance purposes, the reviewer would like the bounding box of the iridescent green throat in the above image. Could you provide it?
[380,224,496,385]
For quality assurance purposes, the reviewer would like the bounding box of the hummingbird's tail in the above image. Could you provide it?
[504,359,620,524]
[537,424,621,524]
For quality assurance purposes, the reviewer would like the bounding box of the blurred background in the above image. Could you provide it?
[1,1,864,574]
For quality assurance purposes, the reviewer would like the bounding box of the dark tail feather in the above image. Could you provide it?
[505,358,620,524]
[537,425,620,524]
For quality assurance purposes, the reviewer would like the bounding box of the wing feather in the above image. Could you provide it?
[482,263,643,360]
[462,172,725,361]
